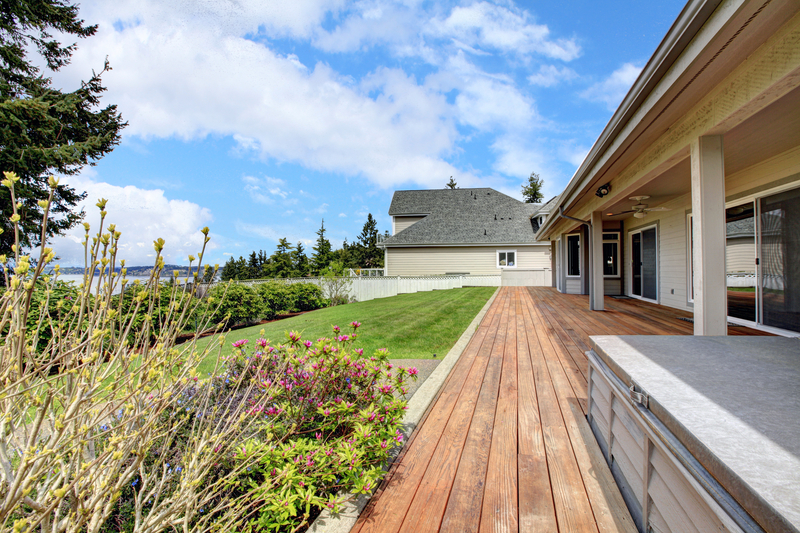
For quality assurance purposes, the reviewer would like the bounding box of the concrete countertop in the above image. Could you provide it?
[590,335,800,533]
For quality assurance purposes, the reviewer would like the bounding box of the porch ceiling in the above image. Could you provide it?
[601,83,800,222]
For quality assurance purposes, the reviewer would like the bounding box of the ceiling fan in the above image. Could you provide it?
[606,196,671,219]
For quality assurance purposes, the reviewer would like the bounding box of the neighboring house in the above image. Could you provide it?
[536,0,800,337]
[379,188,555,277]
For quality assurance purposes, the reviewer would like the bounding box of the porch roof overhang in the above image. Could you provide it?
[536,0,800,239]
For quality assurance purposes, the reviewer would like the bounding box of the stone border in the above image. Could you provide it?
[308,287,500,533]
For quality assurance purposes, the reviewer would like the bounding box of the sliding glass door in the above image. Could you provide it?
[760,187,800,332]
[726,202,756,322]
[630,226,657,301]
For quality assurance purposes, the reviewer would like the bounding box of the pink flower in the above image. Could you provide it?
[355,348,364,356]
[350,321,361,329]
[256,338,267,348]
[232,339,248,348]
[304,340,313,348]
[408,367,419,376]
[332,325,340,333]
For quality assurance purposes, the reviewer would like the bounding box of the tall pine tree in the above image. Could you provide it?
[0,0,126,256]
[311,219,333,275]
[355,213,383,268]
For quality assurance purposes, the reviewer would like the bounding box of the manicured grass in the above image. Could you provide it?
[728,287,756,292]
[192,287,496,375]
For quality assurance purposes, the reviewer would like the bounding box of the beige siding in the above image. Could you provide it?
[604,279,622,295]
[393,216,426,234]
[565,278,582,294]
[385,245,550,276]
[726,238,755,273]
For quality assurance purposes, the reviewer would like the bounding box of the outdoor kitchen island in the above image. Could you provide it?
[587,336,800,533]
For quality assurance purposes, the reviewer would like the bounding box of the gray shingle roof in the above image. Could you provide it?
[381,188,552,246]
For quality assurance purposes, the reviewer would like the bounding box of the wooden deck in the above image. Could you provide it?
[352,287,769,533]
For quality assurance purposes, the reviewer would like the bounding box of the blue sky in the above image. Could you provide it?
[48,0,686,267]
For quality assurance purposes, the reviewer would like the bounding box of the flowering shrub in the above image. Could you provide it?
[209,323,418,531]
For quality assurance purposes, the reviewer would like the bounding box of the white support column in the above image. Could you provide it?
[690,135,727,336]
[591,211,605,311]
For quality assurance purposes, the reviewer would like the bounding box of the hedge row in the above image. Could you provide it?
[205,281,326,329]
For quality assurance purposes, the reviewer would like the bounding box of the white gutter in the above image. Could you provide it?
[536,0,724,240]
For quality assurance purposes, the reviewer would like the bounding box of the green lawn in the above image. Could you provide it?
[192,286,496,374]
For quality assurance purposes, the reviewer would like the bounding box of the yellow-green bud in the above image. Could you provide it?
[37,200,48,209]
[48,175,59,187]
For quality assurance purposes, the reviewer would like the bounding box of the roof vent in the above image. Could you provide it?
[484,229,487,235]
[494,214,497,220]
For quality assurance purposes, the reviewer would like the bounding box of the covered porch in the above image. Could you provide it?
[352,287,769,533]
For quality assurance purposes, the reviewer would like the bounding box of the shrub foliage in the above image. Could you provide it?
[0,171,413,533]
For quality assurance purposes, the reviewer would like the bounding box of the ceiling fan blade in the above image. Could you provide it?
[605,210,635,216]
[644,207,671,212]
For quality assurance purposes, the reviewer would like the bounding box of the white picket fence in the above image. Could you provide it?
[230,274,502,302]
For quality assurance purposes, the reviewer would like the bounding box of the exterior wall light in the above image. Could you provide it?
[596,183,611,198]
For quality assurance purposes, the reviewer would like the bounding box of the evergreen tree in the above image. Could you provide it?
[264,238,295,278]
[220,256,247,280]
[294,242,309,277]
[0,0,126,257]
[445,176,458,189]
[311,219,333,274]
[247,251,259,279]
[521,172,544,203]
[335,239,354,270]
[355,213,383,268]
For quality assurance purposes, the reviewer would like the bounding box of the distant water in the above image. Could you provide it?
[51,274,173,295]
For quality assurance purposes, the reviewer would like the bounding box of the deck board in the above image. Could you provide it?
[353,287,770,533]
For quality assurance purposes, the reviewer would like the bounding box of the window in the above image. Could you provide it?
[497,250,516,268]
[602,232,620,277]
[567,234,580,276]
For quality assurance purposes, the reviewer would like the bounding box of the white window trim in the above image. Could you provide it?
[497,249,517,269]
[686,213,694,304]
[566,233,581,277]
[602,232,621,279]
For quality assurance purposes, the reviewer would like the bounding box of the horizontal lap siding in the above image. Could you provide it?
[726,238,755,273]
[394,216,426,233]
[385,245,550,276]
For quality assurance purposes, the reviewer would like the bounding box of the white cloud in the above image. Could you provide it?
[338,213,347,217]
[427,51,537,133]
[242,176,293,204]
[581,63,642,111]
[429,2,580,61]
[54,12,469,189]
[234,221,314,246]
[527,65,578,87]
[50,171,215,266]
[47,0,580,191]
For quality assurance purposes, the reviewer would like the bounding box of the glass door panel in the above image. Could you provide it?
[632,233,642,297]
[760,188,800,333]
[726,202,756,322]
[642,228,657,300]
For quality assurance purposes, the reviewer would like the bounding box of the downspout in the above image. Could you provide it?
[558,207,597,310]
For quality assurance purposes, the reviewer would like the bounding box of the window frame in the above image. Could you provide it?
[566,234,581,277]
[602,232,621,279]
[496,249,517,269]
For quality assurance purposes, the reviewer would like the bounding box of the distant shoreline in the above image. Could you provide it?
[52,264,198,276]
